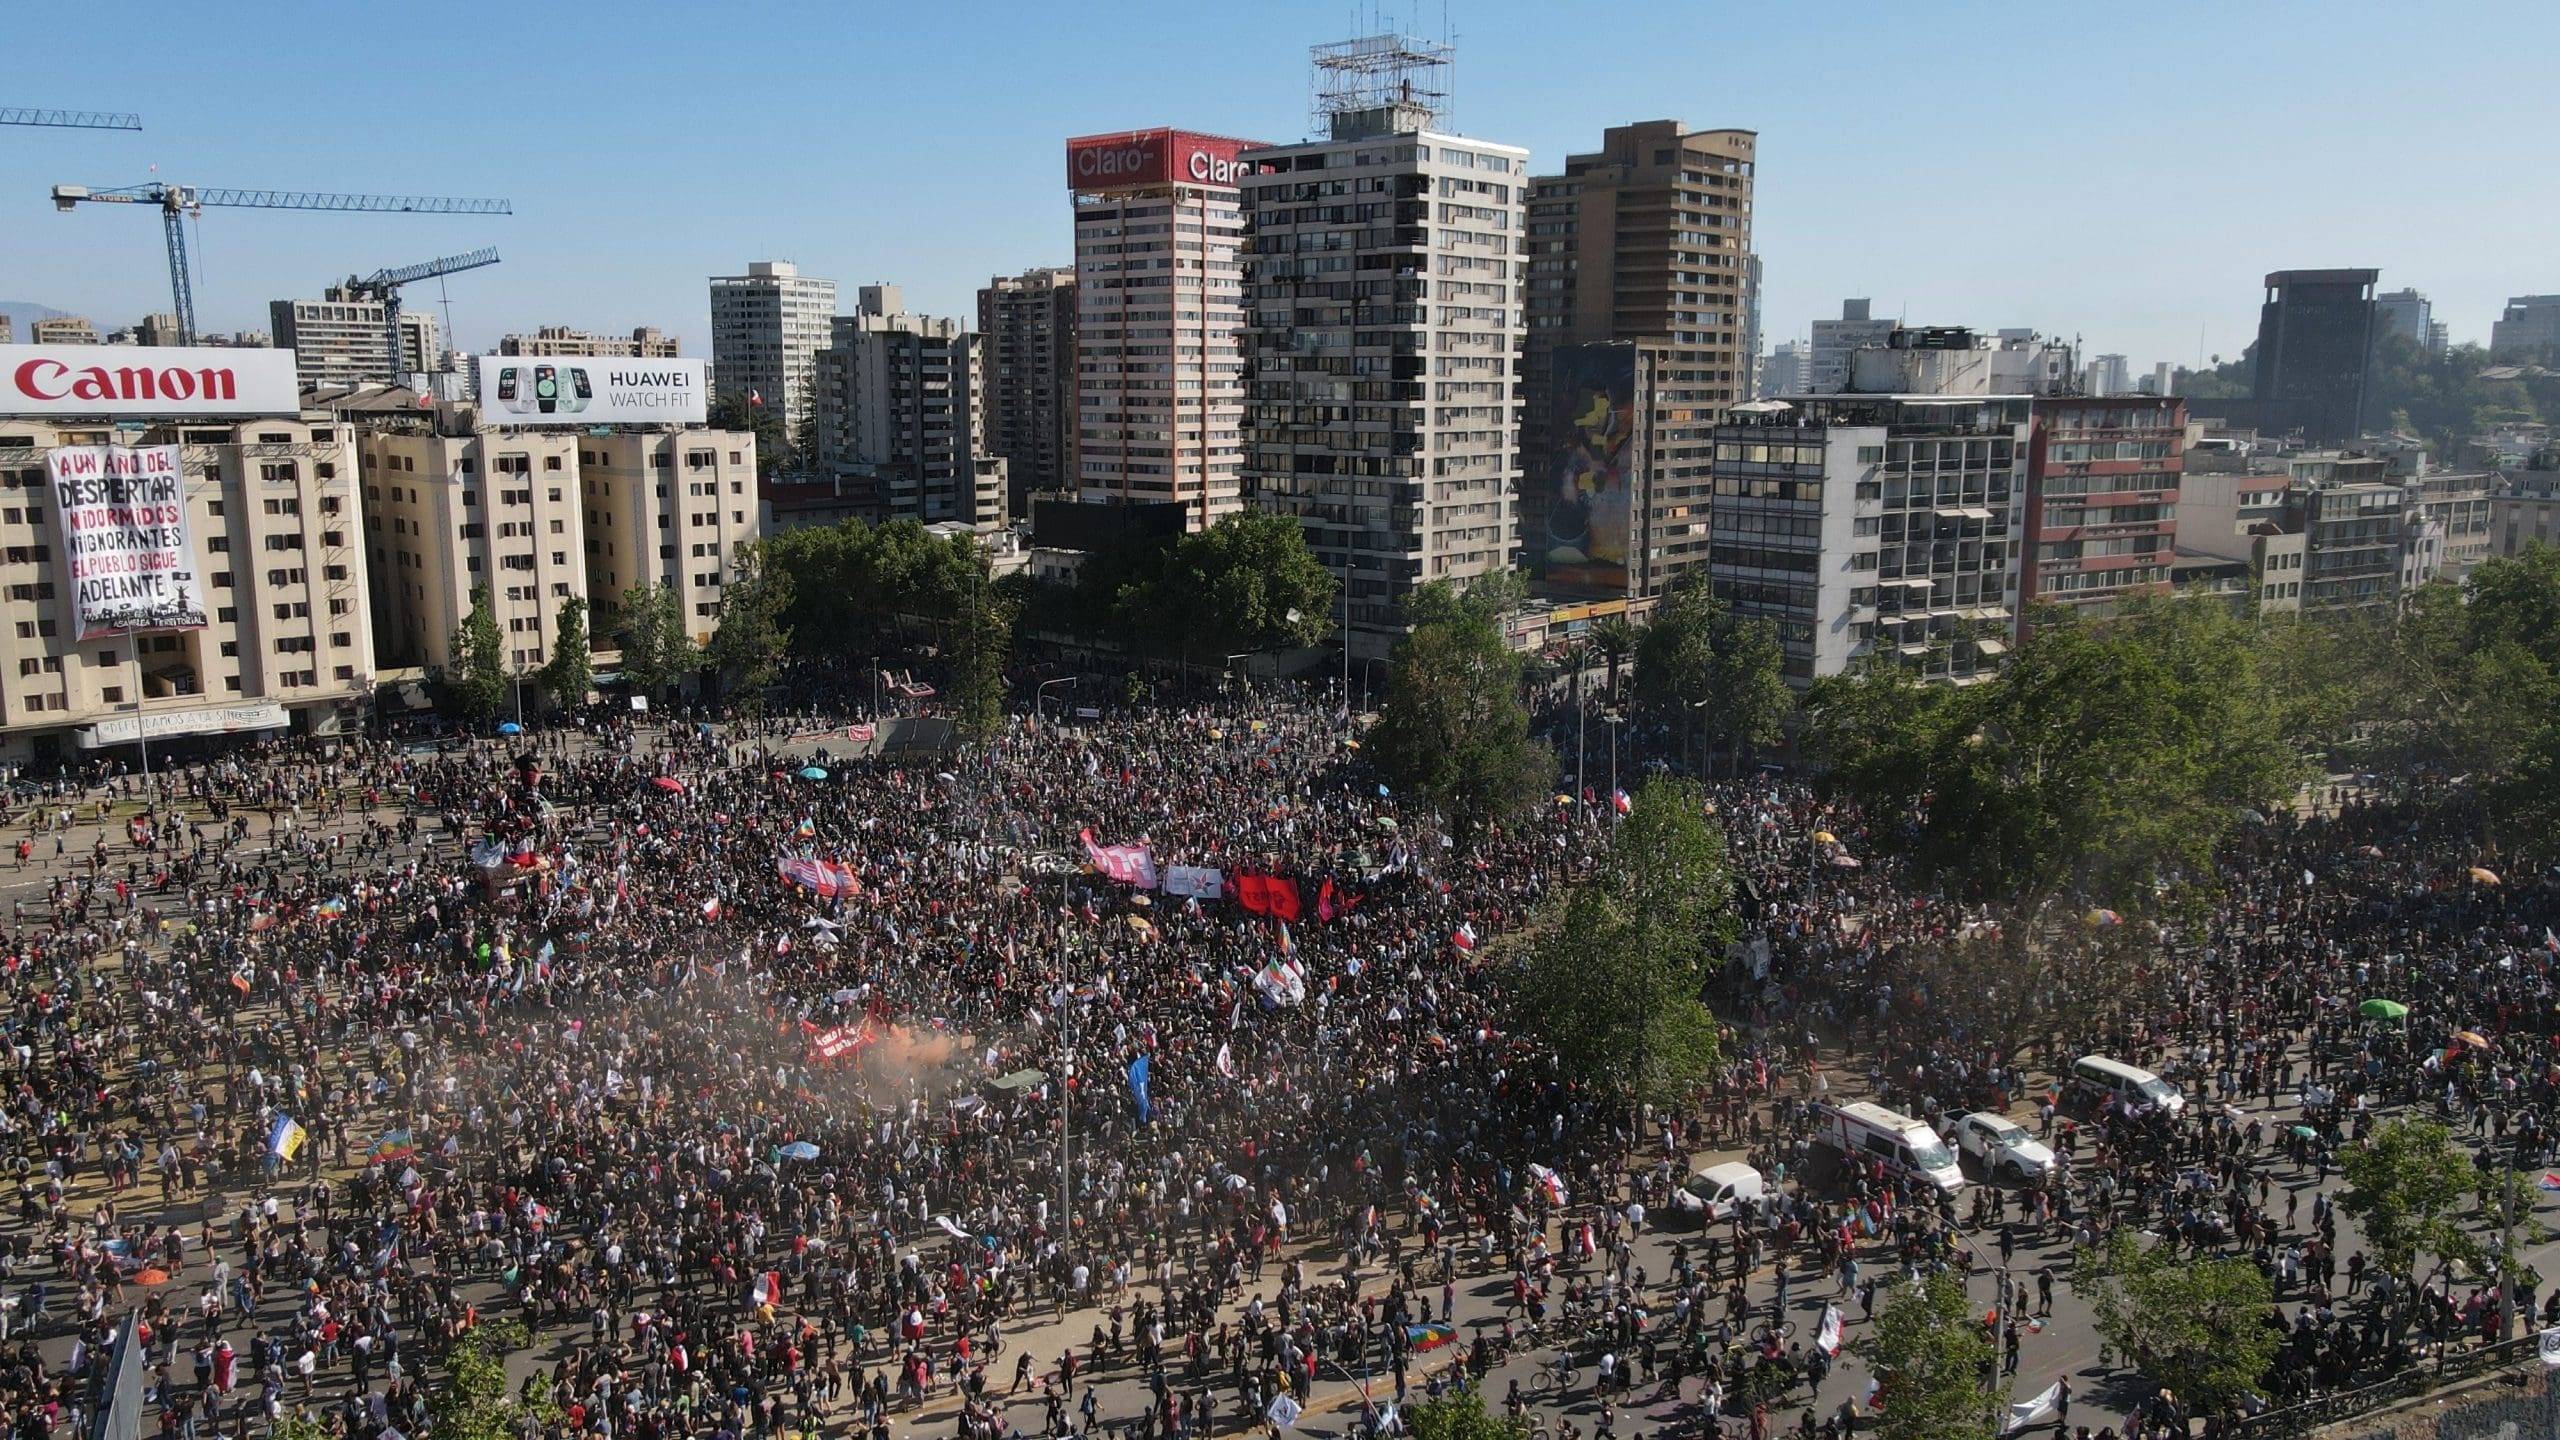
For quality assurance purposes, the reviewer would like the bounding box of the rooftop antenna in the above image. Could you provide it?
[1310,28,1452,138]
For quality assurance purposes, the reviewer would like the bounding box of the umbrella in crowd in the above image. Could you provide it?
[2358,998,2410,1020]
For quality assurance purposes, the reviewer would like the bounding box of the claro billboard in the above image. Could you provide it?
[473,356,706,426]
[1066,129,1263,192]
[0,344,301,418]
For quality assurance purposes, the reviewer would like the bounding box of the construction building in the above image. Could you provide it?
[977,268,1078,516]
[1521,119,1758,605]
[0,414,373,762]
[271,290,438,392]
[1239,34,1525,656]
[1069,127,1258,530]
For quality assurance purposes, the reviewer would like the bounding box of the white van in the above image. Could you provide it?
[1673,1161,1768,1220]
[2071,1055,2186,1116]
[1814,1100,1966,1194]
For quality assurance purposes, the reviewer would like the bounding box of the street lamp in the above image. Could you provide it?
[1602,711,1624,808]
[1035,675,1077,728]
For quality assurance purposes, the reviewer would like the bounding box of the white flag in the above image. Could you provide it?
[1265,1394,1303,1431]
[2004,1382,2061,1433]
[2540,1325,2560,1366]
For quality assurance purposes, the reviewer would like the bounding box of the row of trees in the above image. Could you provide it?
[1035,510,1337,664]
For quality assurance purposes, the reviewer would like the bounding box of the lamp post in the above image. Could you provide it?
[1603,711,1624,810]
[1035,676,1077,729]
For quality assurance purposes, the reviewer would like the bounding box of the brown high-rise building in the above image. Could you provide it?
[1523,120,1755,603]
[976,267,1077,517]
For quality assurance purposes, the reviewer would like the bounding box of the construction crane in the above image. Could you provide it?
[0,108,141,131]
[50,182,512,345]
[339,248,500,387]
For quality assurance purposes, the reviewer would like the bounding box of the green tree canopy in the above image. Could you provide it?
[2079,1229,2282,1417]
[706,538,795,714]
[1807,592,2300,918]
[1403,1387,1530,1440]
[1142,511,1336,659]
[535,593,593,713]
[1513,778,1730,1107]
[1368,580,1554,840]
[1632,572,1792,769]
[616,582,696,700]
[1857,1271,2009,1440]
[443,585,507,725]
[425,1319,558,1440]
[2337,1117,2489,1287]
[710,392,789,477]
[766,517,980,660]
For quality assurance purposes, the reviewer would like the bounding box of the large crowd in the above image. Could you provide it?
[0,676,2553,1440]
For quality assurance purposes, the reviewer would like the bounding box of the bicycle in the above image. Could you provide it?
[1530,1355,1582,1397]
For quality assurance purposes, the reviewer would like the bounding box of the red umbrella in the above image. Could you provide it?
[651,776,687,794]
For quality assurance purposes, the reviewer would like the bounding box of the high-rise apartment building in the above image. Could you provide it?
[270,290,438,392]
[1709,395,2030,685]
[28,316,99,346]
[358,401,761,675]
[358,418,586,672]
[1240,106,1528,655]
[813,285,1001,528]
[2251,268,2378,445]
[1808,300,1895,395]
[0,415,373,759]
[2373,287,2436,355]
[709,261,836,452]
[2080,354,2131,396]
[1068,128,1257,531]
[499,326,681,358]
[2023,396,2185,621]
[977,268,1078,515]
[1759,340,1810,398]
[2491,295,2560,362]
[1521,120,1757,602]
[578,431,761,647]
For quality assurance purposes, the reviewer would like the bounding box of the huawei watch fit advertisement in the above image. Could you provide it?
[474,356,706,426]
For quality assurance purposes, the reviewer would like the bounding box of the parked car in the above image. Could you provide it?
[1670,1161,1767,1220]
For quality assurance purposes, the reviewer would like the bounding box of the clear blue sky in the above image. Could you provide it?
[5,0,2552,372]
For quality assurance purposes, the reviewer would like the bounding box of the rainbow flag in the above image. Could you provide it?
[367,1129,417,1165]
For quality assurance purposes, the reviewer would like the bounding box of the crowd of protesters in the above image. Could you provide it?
[0,670,2549,1440]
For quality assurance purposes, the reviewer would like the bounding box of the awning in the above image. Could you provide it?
[392,682,433,712]
[78,701,289,748]
[1937,506,1995,521]
[1974,637,2010,656]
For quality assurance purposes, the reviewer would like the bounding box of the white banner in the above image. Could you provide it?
[2541,1324,2560,1366]
[2003,1382,2060,1434]
[1163,865,1226,900]
[475,356,706,426]
[47,445,206,640]
[0,345,300,418]
[77,702,287,748]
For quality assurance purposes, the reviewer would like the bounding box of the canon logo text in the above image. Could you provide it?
[13,358,240,405]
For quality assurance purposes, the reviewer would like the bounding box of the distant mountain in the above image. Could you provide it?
[0,300,71,340]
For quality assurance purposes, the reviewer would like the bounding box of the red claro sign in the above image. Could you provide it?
[1066,129,1261,192]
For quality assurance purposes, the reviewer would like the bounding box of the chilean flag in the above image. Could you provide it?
[1451,922,1478,953]
[1611,788,1632,816]
[700,896,722,922]
[751,1271,782,1308]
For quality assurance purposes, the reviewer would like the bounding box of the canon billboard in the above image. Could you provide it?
[0,344,301,418]
[1066,129,1262,192]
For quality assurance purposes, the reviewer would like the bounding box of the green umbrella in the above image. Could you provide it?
[2357,998,2409,1020]
[2290,1125,2319,1139]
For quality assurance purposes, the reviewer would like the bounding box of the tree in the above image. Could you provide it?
[1403,1387,1531,1440]
[1145,511,1336,660]
[617,582,696,700]
[1588,614,1637,699]
[425,1319,557,1440]
[1857,1271,2009,1440]
[1515,887,1722,1113]
[946,561,1014,744]
[535,594,593,714]
[2079,1230,2281,1417]
[2337,1117,2489,1297]
[1368,581,1555,840]
[1632,573,1791,771]
[711,392,789,478]
[444,585,507,725]
[706,539,794,714]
